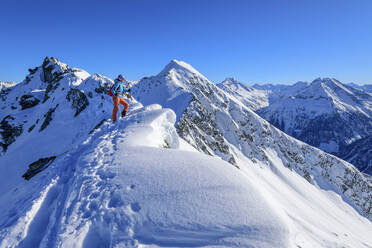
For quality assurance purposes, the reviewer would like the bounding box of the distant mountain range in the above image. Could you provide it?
[346,83,372,93]
[227,78,372,175]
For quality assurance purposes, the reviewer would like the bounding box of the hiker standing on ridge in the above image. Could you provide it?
[110,74,131,121]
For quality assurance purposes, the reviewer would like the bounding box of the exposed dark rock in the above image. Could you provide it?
[94,85,106,94]
[42,56,68,83]
[25,76,31,84]
[89,119,107,134]
[28,67,38,75]
[22,156,56,180]
[66,88,89,117]
[43,81,60,103]
[41,57,69,102]
[19,95,40,110]
[28,124,35,133]
[39,104,59,132]
[176,98,236,166]
[0,115,23,152]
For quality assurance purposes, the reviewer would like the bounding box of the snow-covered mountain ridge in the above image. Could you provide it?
[131,60,372,220]
[217,78,269,111]
[0,57,372,247]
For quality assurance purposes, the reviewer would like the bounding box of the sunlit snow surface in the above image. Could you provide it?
[0,104,371,248]
[0,105,289,247]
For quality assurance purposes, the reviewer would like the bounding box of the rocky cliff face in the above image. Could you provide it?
[132,61,372,220]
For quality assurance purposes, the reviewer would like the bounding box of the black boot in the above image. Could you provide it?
[121,110,127,117]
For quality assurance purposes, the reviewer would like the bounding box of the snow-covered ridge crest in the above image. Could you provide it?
[158,59,205,79]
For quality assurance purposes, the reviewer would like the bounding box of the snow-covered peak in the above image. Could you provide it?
[217,78,269,110]
[158,59,203,78]
[219,77,254,92]
[257,77,372,165]
[0,81,16,91]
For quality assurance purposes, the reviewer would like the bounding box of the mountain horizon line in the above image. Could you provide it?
[2,56,371,87]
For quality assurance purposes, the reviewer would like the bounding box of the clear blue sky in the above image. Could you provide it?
[1,0,372,85]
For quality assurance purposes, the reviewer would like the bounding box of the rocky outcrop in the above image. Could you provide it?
[0,115,23,152]
[19,94,40,110]
[42,57,68,83]
[66,88,89,117]
[176,98,237,166]
[41,57,69,102]
[22,156,56,180]
[39,104,59,132]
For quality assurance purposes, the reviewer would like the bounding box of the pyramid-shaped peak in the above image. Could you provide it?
[311,77,342,86]
[159,59,203,77]
[221,77,239,84]
[219,77,253,92]
[42,56,68,70]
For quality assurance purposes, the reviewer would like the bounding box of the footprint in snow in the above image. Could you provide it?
[130,202,141,212]
[97,169,116,180]
[108,192,124,208]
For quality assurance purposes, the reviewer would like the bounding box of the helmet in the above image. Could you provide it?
[117,74,125,81]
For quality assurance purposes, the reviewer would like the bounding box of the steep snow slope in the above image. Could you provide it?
[256,78,372,174]
[131,61,372,221]
[217,78,269,111]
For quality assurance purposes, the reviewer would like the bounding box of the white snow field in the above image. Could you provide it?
[0,58,371,247]
[1,105,290,248]
[1,104,371,248]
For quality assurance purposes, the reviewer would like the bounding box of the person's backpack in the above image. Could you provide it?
[108,84,114,96]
